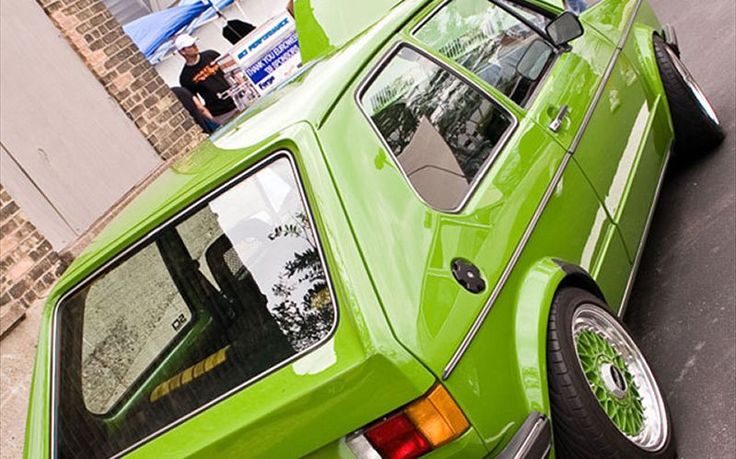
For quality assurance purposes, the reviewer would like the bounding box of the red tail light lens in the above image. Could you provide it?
[347,386,469,458]
[363,413,432,459]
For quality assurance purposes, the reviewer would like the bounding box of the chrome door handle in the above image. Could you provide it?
[549,105,569,132]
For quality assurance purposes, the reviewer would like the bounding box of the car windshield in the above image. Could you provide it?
[54,156,336,458]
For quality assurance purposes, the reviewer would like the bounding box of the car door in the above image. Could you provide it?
[406,0,633,292]
[534,0,672,261]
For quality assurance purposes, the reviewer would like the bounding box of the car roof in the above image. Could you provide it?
[294,0,405,63]
[293,0,564,63]
[50,0,429,301]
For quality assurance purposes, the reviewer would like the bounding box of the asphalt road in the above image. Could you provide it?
[623,0,736,458]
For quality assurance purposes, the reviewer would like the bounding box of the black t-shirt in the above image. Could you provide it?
[179,50,236,116]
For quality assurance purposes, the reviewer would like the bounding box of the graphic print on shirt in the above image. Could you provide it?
[193,63,222,84]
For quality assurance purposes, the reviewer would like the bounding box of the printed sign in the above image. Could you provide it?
[245,32,299,86]
[232,13,294,65]
[228,12,302,97]
[236,17,291,61]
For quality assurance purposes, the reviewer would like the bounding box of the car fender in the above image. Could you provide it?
[513,257,604,414]
[623,8,675,128]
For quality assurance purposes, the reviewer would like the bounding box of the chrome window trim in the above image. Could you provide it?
[355,41,519,215]
[442,0,645,379]
[49,151,341,458]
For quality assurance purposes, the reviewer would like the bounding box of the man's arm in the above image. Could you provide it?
[192,94,215,122]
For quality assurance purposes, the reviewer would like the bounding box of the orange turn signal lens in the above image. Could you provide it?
[404,385,470,447]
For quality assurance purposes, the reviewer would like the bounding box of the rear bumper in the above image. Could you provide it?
[496,412,551,459]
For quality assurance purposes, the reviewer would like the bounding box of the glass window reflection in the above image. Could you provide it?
[57,157,335,458]
[415,0,553,106]
[362,46,513,211]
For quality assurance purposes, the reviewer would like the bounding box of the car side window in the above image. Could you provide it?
[360,46,514,211]
[414,0,553,106]
[55,157,336,458]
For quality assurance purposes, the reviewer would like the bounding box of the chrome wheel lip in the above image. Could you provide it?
[572,304,669,452]
[666,46,720,125]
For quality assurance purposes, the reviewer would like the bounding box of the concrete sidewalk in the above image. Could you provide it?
[1,298,44,459]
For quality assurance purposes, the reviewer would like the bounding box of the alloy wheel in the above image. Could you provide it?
[572,304,669,452]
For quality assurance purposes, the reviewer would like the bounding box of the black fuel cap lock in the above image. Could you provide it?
[451,258,486,294]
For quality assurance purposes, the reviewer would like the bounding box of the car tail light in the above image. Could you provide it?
[347,385,469,459]
[364,413,431,459]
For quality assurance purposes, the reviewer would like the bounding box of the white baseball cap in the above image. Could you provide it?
[174,33,198,50]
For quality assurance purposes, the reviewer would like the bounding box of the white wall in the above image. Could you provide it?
[0,0,163,249]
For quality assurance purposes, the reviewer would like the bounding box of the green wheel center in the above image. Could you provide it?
[575,329,645,436]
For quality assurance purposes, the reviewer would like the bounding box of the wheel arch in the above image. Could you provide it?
[625,22,675,127]
[552,259,606,303]
[512,257,607,414]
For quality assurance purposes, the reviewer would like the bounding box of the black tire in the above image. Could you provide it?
[547,287,676,458]
[654,34,724,154]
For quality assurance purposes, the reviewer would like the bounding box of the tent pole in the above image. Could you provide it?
[234,0,248,20]
[202,0,223,17]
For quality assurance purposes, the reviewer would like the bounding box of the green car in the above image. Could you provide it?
[25,0,724,457]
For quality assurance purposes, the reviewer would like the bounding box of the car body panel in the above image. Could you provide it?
[321,77,567,375]
[581,0,643,44]
[562,14,673,261]
[434,158,634,452]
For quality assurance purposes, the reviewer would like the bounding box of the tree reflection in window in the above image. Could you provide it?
[268,212,332,350]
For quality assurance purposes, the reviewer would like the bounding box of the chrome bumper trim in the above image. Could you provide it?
[497,412,552,459]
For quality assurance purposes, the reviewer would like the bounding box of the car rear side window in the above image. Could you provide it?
[360,45,514,211]
[54,156,336,458]
[414,0,553,106]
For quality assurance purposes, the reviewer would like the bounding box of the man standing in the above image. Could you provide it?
[175,33,238,126]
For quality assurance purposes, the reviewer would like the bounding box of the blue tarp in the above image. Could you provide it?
[123,0,234,60]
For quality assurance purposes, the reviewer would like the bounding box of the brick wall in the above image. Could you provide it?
[36,0,207,160]
[0,186,69,337]
[1,0,209,337]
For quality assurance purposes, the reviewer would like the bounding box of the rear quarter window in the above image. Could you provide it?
[53,155,336,458]
[360,45,514,211]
